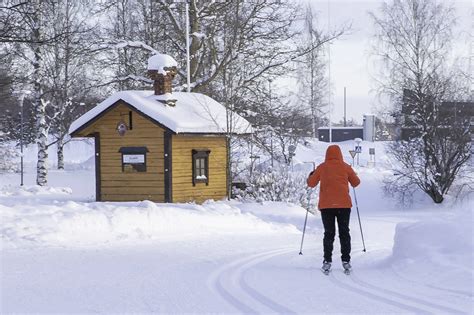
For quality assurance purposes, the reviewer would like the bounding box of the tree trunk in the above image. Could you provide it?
[57,137,64,170]
[36,100,48,186]
[33,0,48,186]
[427,186,444,204]
[36,141,48,185]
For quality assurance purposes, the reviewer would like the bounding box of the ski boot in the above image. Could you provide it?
[321,261,331,275]
[342,261,352,275]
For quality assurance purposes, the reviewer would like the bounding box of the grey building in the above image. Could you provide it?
[318,127,363,142]
[318,114,376,142]
[401,89,474,141]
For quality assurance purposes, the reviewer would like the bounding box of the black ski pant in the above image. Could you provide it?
[320,208,351,263]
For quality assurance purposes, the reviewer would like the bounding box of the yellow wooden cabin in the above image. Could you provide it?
[69,54,251,203]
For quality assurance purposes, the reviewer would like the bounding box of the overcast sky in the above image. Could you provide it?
[288,0,472,124]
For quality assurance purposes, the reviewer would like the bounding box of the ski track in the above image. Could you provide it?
[236,251,297,315]
[365,215,472,302]
[348,245,469,314]
[329,271,434,314]
[208,247,295,314]
[349,271,467,314]
[389,265,474,299]
[207,242,467,315]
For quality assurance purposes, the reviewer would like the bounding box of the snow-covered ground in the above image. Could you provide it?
[1,139,473,314]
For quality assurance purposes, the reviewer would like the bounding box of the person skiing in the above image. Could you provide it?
[307,144,360,274]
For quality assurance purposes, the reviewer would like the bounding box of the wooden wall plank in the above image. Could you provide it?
[74,100,233,204]
[101,187,164,194]
[101,194,165,202]
[100,174,164,181]
[72,101,166,202]
[171,135,228,203]
[102,180,164,187]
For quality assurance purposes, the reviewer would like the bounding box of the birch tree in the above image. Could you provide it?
[295,3,329,138]
[1,0,50,184]
[1,0,94,184]
[42,0,100,170]
[28,0,48,185]
[371,0,472,203]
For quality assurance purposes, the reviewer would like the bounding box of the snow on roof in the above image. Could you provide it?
[147,54,178,74]
[69,91,252,135]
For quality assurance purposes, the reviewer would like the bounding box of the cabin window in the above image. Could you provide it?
[192,149,210,186]
[119,147,149,173]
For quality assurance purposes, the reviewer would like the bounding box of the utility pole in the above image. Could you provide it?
[20,95,25,186]
[176,0,225,91]
[327,0,332,143]
[174,0,191,92]
[14,90,31,186]
[269,79,274,168]
[344,87,347,127]
[185,0,191,92]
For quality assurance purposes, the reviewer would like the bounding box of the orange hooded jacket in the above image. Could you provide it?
[307,145,360,210]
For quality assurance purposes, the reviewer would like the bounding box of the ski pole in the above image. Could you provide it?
[299,192,310,255]
[352,187,366,252]
[299,162,316,255]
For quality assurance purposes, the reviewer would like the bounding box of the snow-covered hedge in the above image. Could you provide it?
[233,164,317,210]
[0,142,20,172]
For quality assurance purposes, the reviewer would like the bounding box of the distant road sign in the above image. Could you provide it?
[349,150,357,158]
[355,146,362,153]
[369,148,375,155]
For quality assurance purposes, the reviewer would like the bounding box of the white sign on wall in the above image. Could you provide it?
[123,154,145,164]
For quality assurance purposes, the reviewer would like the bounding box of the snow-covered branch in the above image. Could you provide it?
[115,40,160,55]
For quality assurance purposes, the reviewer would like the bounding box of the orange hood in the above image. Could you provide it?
[307,143,361,209]
[325,145,343,162]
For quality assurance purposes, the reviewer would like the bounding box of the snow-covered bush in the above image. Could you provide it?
[450,155,474,202]
[233,164,317,210]
[384,136,471,204]
[0,140,20,173]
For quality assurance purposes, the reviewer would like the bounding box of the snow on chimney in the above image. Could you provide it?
[147,54,178,98]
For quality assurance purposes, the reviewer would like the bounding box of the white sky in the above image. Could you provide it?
[283,0,472,124]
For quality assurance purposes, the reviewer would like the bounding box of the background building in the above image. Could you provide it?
[401,89,473,141]
[318,114,376,142]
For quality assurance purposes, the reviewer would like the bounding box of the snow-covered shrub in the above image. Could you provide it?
[0,141,20,173]
[384,135,472,205]
[233,164,317,210]
[449,155,474,202]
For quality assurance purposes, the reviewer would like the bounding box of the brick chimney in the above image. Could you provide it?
[147,54,178,97]
[148,67,177,95]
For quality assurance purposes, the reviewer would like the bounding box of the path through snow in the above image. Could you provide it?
[1,140,472,313]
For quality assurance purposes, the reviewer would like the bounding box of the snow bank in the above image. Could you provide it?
[0,185,72,197]
[389,202,473,291]
[234,201,320,233]
[392,215,472,262]
[1,199,298,249]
